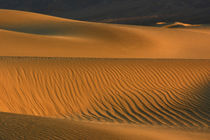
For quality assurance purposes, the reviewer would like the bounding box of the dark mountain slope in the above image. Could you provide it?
[0,0,210,25]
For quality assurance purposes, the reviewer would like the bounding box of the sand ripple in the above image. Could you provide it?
[0,57,209,128]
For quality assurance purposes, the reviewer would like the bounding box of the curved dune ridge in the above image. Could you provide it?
[0,57,209,129]
[157,22,201,28]
[0,9,210,58]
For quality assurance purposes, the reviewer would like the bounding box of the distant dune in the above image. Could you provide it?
[0,9,210,58]
[156,22,201,28]
[163,22,200,28]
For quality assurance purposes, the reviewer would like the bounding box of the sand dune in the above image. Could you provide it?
[0,57,209,128]
[162,22,200,28]
[0,9,210,140]
[0,112,209,140]
[0,57,209,139]
[0,9,210,58]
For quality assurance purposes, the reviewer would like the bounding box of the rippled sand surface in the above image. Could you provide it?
[0,9,209,140]
[0,57,209,139]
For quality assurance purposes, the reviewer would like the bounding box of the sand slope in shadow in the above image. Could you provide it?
[0,112,209,140]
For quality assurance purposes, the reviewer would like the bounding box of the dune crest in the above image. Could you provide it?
[163,22,200,28]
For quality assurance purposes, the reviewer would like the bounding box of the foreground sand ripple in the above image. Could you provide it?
[0,57,209,128]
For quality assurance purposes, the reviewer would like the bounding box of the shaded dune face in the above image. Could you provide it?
[0,57,209,128]
[0,112,209,140]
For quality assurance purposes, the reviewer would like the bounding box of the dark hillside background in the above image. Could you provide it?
[0,0,210,25]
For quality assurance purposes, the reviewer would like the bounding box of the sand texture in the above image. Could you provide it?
[0,112,209,140]
[0,57,209,139]
[0,9,210,140]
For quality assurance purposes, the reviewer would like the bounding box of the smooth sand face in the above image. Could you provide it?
[0,9,210,140]
[0,9,210,58]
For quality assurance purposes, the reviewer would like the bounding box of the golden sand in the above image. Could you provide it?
[0,9,209,140]
[0,57,209,139]
[0,9,210,58]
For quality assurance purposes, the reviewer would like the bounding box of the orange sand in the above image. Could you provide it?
[0,9,209,140]
[0,57,209,139]
[0,9,210,58]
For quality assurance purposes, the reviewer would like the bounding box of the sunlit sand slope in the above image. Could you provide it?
[0,112,209,140]
[0,9,210,58]
[0,57,209,128]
